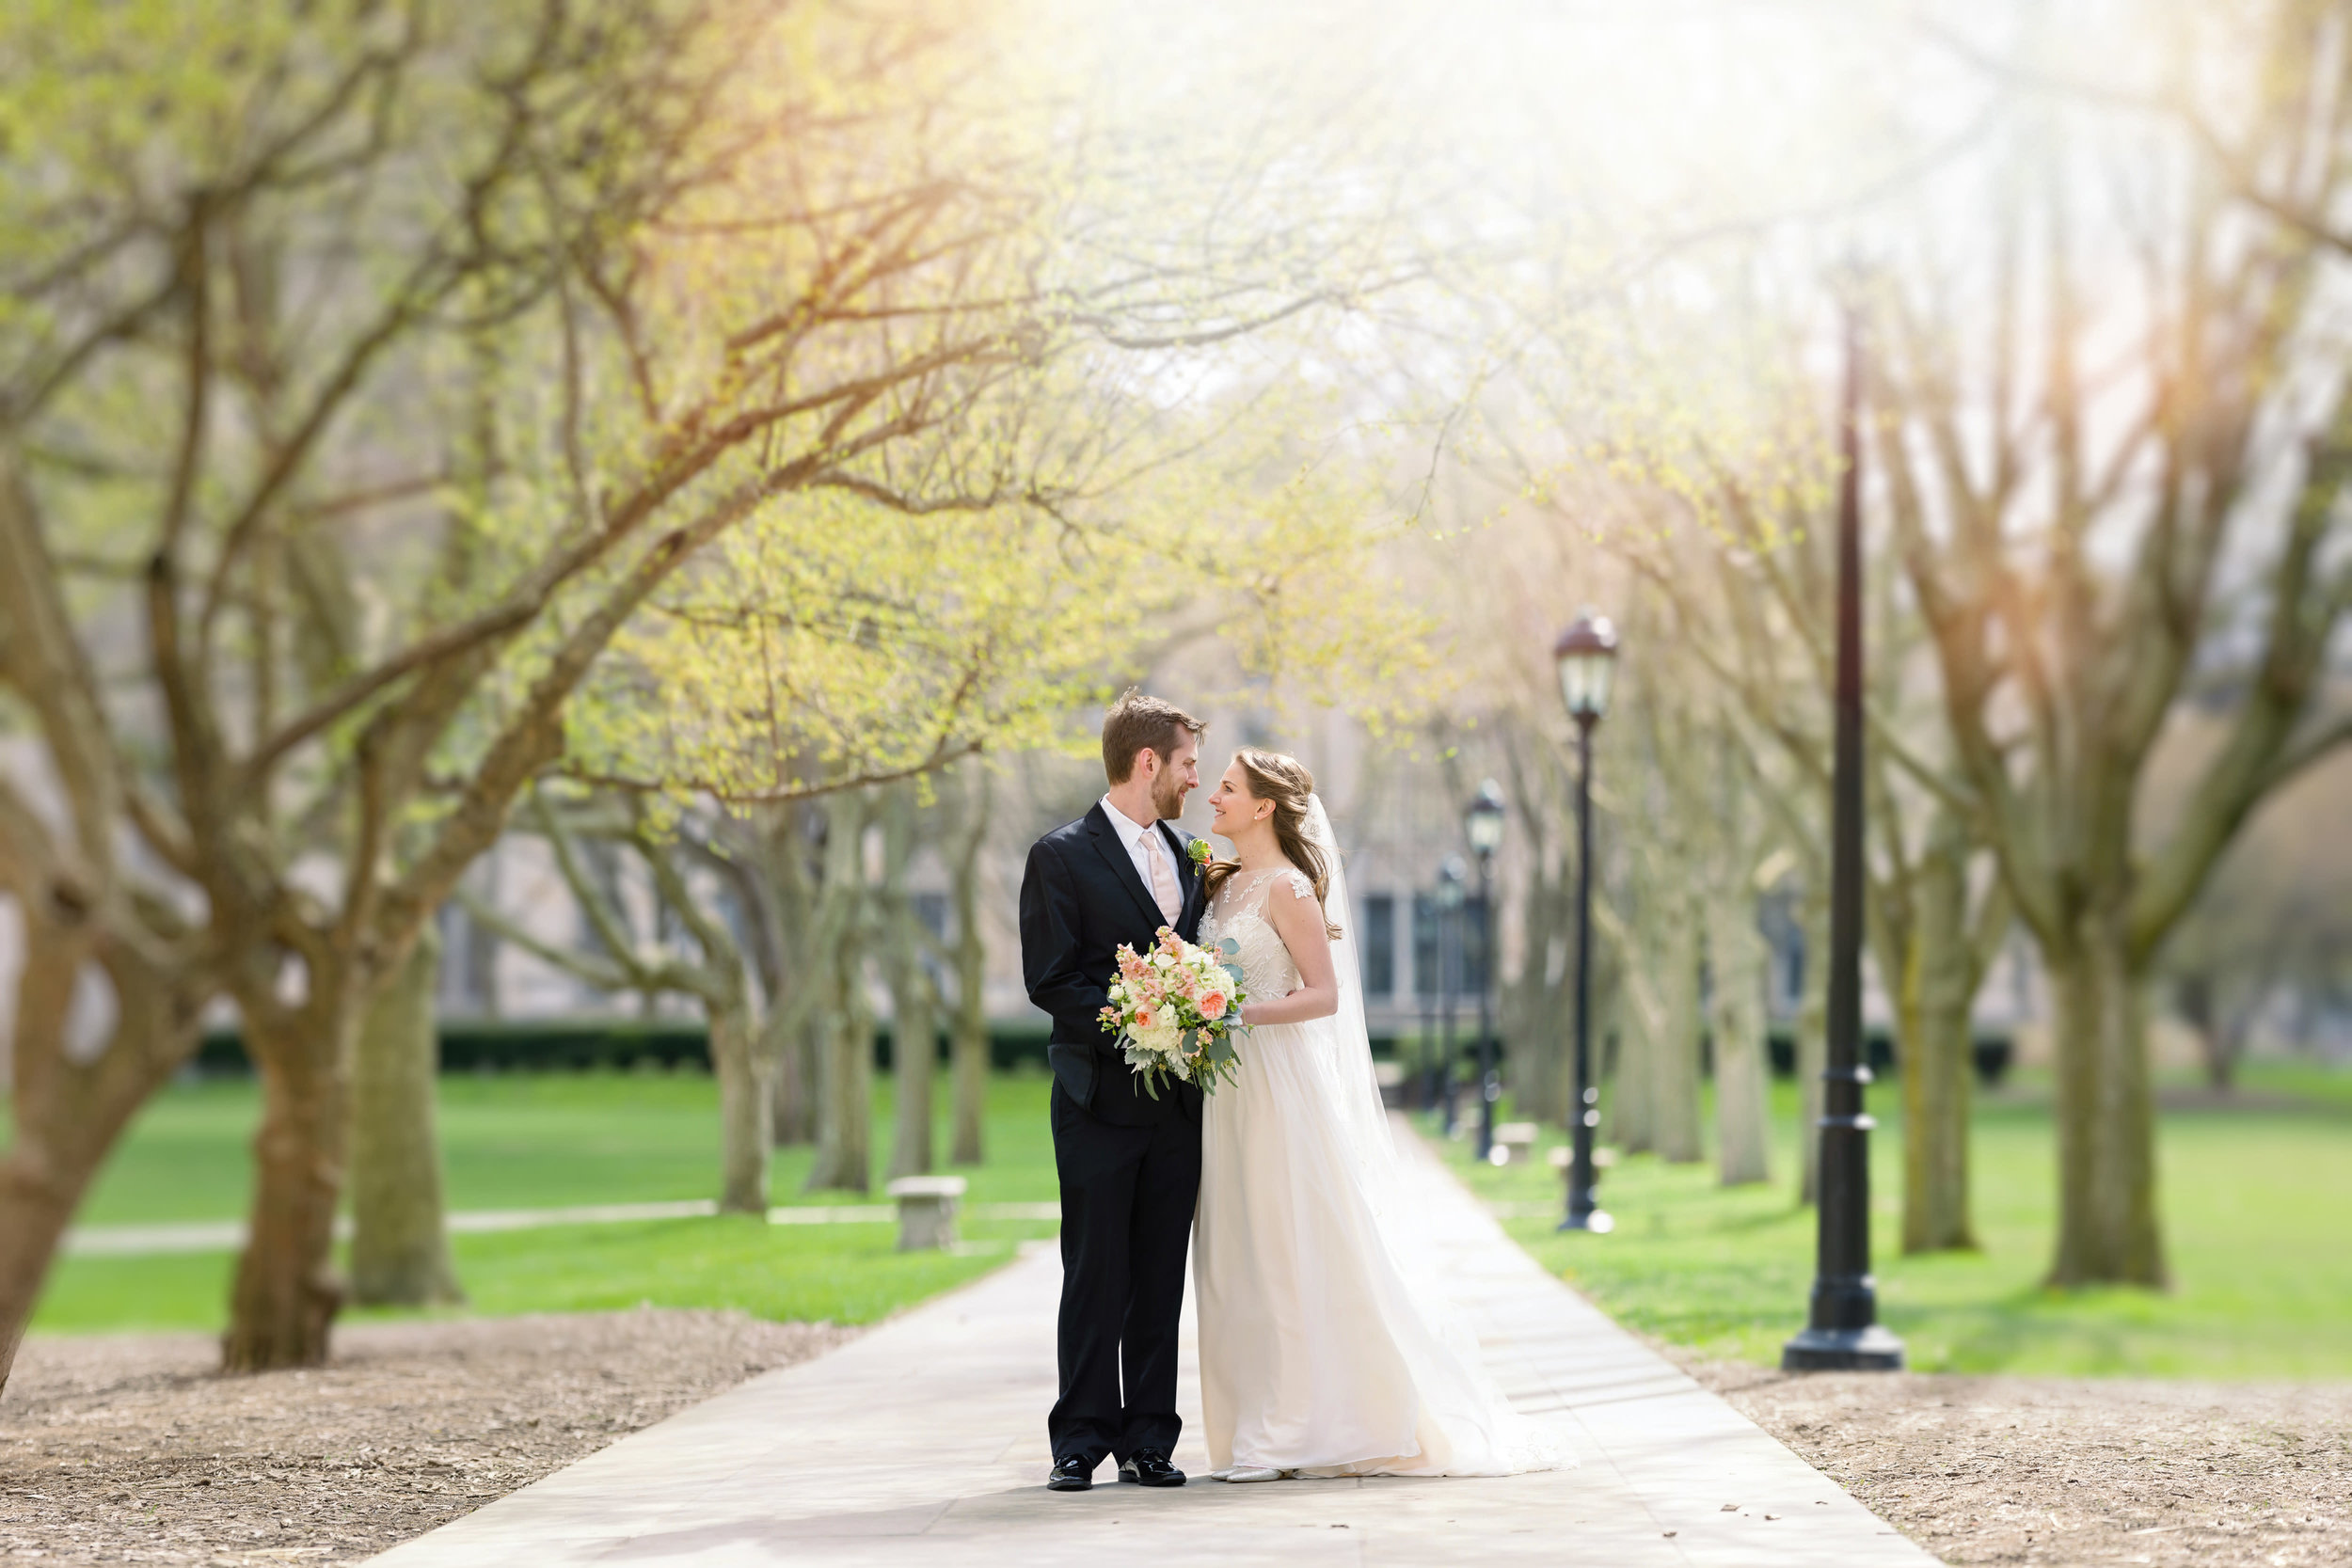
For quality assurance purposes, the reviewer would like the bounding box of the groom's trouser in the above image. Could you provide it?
[1048,1081,1201,1467]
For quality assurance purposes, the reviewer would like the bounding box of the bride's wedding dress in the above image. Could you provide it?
[1192,801,1566,1479]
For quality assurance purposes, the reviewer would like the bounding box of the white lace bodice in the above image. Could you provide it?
[1200,866,1317,1002]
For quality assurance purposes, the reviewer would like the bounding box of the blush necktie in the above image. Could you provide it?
[1140,827,1181,927]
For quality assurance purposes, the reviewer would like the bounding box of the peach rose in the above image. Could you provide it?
[1198,990,1228,1021]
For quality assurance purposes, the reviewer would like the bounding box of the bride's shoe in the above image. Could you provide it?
[1215,1465,1285,1483]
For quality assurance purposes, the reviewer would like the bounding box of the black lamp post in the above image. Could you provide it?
[1418,933,1439,1112]
[1437,855,1466,1136]
[1554,608,1617,1234]
[1465,781,1507,1164]
[1782,305,1904,1371]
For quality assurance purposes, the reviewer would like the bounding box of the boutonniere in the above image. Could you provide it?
[1186,838,1212,870]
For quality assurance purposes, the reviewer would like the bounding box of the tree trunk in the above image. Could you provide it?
[949,847,989,1166]
[1607,944,1656,1154]
[1652,895,1704,1164]
[883,940,934,1182]
[0,933,194,1398]
[765,1005,813,1146]
[710,997,772,1214]
[2175,975,2241,1093]
[805,799,873,1193]
[880,784,934,1182]
[224,990,360,1372]
[1505,868,1565,1124]
[348,927,465,1307]
[2045,913,2168,1288]
[2210,1016,2247,1095]
[1708,890,1772,1186]
[757,803,833,1147]
[807,971,874,1193]
[946,760,990,1164]
[0,1153,76,1399]
[1899,832,1979,1254]
[757,806,818,1148]
[1795,882,1828,1204]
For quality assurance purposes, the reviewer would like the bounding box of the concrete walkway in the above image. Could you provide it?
[366,1123,1937,1567]
[63,1200,1065,1257]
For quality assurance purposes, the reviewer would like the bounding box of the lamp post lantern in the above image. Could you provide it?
[1465,780,1507,1164]
[1436,855,1467,1137]
[1782,304,1904,1371]
[1554,608,1617,1234]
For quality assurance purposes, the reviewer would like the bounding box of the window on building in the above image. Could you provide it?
[1409,892,1489,999]
[1361,895,1396,997]
[913,892,950,942]
[914,892,950,987]
[1413,893,1440,999]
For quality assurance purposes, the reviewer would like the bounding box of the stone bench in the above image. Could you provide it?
[1492,1121,1540,1165]
[885,1176,967,1252]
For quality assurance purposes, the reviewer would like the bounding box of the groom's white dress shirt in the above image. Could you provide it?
[1100,794,1182,926]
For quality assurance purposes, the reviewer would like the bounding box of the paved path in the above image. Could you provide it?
[63,1201,1065,1257]
[366,1123,1936,1567]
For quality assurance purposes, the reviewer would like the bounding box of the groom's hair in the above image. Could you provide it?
[1101,689,1204,784]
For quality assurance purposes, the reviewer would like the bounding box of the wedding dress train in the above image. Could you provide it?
[1192,803,1566,1479]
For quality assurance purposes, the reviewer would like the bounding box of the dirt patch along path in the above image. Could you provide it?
[1693,1362,2352,1568]
[0,1309,852,1567]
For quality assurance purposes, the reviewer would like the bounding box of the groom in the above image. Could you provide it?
[1019,689,1209,1493]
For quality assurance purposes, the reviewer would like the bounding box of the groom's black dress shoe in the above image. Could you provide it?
[1047,1455,1094,1492]
[1119,1449,1186,1487]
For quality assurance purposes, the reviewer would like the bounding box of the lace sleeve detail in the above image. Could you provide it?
[1218,865,1320,927]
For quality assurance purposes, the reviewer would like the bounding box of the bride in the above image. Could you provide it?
[1193,748,1566,1481]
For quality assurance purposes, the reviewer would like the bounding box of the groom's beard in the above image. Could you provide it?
[1150,770,1186,822]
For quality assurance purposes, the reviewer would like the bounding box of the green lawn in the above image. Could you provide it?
[29,1066,1062,1336]
[26,1056,2352,1380]
[68,1065,1062,1223]
[1438,1059,2352,1381]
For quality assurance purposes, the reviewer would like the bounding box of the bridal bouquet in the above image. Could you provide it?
[1097,927,1248,1098]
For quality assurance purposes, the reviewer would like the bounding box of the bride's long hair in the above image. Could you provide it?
[1204,749,1343,938]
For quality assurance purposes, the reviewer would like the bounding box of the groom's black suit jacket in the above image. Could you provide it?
[1022,802,1206,1465]
[1019,803,1207,1126]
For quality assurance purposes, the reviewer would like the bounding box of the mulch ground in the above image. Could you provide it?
[8,1313,2349,1567]
[0,1310,853,1567]
[1692,1360,2352,1566]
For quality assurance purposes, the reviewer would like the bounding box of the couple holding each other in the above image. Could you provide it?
[1018,690,1565,1491]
